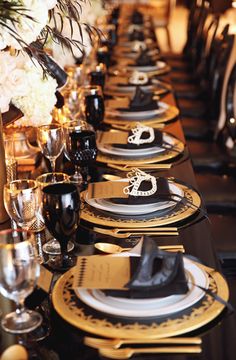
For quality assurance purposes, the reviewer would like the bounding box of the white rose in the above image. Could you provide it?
[7,68,29,97]
[44,0,58,9]
[0,87,11,113]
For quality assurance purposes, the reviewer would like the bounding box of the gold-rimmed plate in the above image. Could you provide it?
[97,132,184,166]
[104,104,179,127]
[80,181,201,228]
[52,262,229,339]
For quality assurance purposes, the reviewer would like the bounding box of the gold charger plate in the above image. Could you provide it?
[52,263,229,339]
[96,135,184,166]
[104,104,179,127]
[80,181,201,228]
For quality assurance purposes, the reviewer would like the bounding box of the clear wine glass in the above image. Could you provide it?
[42,183,80,271]
[78,85,105,130]
[4,179,40,230]
[37,124,64,173]
[63,119,98,187]
[0,228,42,334]
[36,172,74,256]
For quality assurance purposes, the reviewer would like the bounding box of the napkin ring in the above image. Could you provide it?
[128,123,155,145]
[123,169,157,197]
[129,71,148,85]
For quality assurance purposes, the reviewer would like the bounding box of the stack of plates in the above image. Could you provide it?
[85,179,183,216]
[127,60,167,72]
[106,101,169,120]
[97,132,174,158]
[75,257,209,318]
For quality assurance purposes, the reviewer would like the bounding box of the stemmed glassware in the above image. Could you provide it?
[63,119,98,187]
[4,180,40,230]
[37,124,64,173]
[0,229,42,334]
[36,172,74,256]
[42,183,80,271]
[78,85,105,130]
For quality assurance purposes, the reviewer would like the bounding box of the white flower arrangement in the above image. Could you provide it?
[0,51,57,126]
[0,0,103,127]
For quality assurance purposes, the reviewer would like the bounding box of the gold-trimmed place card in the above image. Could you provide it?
[73,256,130,290]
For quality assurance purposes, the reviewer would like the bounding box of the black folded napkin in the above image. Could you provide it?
[118,86,158,112]
[134,50,156,66]
[111,177,170,205]
[129,30,145,42]
[131,10,144,25]
[105,237,188,299]
[113,129,163,149]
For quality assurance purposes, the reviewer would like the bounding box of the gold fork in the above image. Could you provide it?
[84,336,201,349]
[93,227,179,238]
[99,346,202,358]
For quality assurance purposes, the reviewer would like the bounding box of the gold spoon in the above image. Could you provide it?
[95,243,132,254]
[95,242,184,254]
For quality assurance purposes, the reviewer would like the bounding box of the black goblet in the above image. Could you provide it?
[42,183,80,271]
[89,63,106,90]
[63,120,98,188]
[79,85,105,130]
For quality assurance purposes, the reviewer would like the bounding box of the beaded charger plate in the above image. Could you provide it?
[96,134,184,166]
[52,263,229,339]
[80,181,201,228]
[104,104,179,127]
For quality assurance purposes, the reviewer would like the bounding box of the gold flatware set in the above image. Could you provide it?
[107,163,172,171]
[93,226,179,238]
[84,336,202,358]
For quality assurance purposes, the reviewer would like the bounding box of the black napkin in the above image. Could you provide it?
[129,30,145,42]
[131,10,144,25]
[113,129,163,149]
[105,237,188,299]
[111,177,170,205]
[134,50,156,66]
[118,87,158,112]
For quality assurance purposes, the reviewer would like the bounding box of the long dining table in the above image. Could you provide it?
[1,7,236,360]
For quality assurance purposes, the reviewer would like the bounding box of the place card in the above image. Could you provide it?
[86,180,129,200]
[73,256,131,290]
[97,130,129,145]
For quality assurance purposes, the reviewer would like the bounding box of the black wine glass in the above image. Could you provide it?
[42,183,80,271]
[63,120,98,188]
[78,85,105,130]
[89,63,106,90]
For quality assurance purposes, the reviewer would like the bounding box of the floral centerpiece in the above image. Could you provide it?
[0,0,103,127]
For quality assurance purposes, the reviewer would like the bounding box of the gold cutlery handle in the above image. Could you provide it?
[99,346,202,358]
[129,232,179,236]
[116,227,178,232]
[120,337,201,346]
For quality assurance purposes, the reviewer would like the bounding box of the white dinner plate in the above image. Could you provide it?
[75,258,209,318]
[127,60,167,72]
[85,181,183,215]
[106,101,169,120]
[97,134,174,157]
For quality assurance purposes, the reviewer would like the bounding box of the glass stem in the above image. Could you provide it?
[74,164,81,177]
[15,299,26,319]
[81,166,89,189]
[50,158,56,173]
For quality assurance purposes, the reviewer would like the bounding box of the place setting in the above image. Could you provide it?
[96,122,185,169]
[80,168,202,229]
[105,69,172,97]
[104,86,179,127]
[52,237,229,357]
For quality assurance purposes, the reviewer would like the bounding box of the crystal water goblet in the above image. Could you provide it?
[0,228,42,334]
[37,124,64,173]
